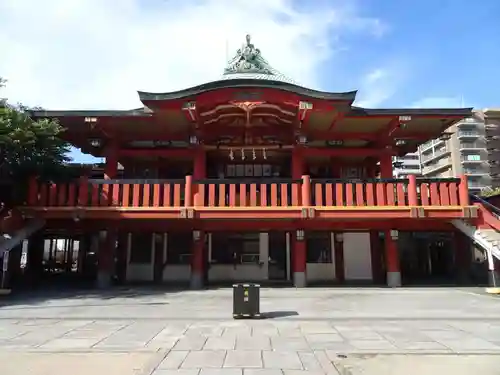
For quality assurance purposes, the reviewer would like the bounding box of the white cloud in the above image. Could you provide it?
[354,64,408,108]
[410,96,465,108]
[0,0,385,110]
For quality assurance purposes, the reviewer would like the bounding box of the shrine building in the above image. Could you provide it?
[16,35,499,290]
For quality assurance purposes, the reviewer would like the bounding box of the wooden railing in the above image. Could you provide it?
[25,175,470,209]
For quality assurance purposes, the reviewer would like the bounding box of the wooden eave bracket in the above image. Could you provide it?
[301,208,309,218]
[410,207,425,218]
[462,206,478,218]
[180,208,194,219]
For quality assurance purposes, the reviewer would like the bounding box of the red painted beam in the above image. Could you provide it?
[300,147,394,157]
[118,148,195,157]
[41,217,456,232]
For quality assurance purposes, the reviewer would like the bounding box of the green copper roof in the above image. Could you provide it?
[137,34,358,102]
[221,35,296,84]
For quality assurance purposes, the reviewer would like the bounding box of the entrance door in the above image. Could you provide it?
[268,232,287,280]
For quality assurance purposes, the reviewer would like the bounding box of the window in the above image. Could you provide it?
[211,232,260,264]
[465,154,481,161]
[167,232,192,264]
[306,232,332,263]
[129,233,153,264]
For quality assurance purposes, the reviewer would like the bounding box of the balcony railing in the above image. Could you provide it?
[25,175,470,210]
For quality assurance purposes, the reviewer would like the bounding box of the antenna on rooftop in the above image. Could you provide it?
[225,38,229,62]
[460,94,465,107]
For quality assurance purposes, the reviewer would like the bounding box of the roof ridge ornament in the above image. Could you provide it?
[224,34,273,75]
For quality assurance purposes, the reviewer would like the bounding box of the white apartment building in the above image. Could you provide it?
[393,152,421,178]
[419,110,491,194]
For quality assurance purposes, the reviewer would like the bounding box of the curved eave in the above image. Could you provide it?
[30,108,152,118]
[350,106,474,117]
[138,78,357,103]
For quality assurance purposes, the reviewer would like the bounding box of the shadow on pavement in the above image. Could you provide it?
[261,310,299,319]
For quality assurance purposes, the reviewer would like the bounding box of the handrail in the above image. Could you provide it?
[470,193,500,217]
[89,178,185,184]
[24,175,470,209]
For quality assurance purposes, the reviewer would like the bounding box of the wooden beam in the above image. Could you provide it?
[301,147,394,157]
[326,112,344,131]
[373,117,400,147]
[118,148,194,157]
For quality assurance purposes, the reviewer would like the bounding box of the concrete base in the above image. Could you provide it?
[293,272,306,288]
[387,271,402,288]
[190,272,204,290]
[486,287,500,294]
[488,270,498,288]
[96,270,112,289]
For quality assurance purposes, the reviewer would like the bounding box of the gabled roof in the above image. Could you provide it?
[138,35,357,104]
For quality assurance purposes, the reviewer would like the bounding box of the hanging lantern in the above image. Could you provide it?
[229,148,234,160]
[241,149,245,160]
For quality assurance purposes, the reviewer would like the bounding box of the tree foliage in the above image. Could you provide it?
[0,77,71,204]
[480,187,500,198]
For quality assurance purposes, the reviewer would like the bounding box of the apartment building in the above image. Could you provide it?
[484,108,500,189]
[419,110,491,194]
[392,152,421,178]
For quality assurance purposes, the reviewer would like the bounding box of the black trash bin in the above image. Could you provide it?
[233,283,260,319]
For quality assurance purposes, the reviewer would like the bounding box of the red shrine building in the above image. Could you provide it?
[14,35,497,290]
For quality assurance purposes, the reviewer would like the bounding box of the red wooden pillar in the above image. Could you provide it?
[104,141,118,179]
[193,148,206,206]
[292,230,307,287]
[384,230,401,287]
[97,229,117,288]
[191,149,206,288]
[379,154,393,178]
[190,231,205,289]
[292,149,304,179]
[458,175,469,206]
[334,233,345,283]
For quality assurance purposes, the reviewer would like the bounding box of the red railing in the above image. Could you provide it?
[26,175,470,209]
[311,176,466,207]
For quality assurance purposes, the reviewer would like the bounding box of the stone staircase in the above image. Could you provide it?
[452,219,500,261]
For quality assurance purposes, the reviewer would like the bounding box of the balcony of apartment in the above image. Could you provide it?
[468,179,488,193]
[459,141,485,151]
[20,175,473,222]
[457,118,483,127]
[463,167,489,177]
[421,146,451,165]
[457,130,482,139]
[422,155,452,175]
[420,138,445,153]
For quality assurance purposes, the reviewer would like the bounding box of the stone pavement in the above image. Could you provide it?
[0,287,500,374]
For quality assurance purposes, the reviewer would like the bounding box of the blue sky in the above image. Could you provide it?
[1,0,499,163]
[323,0,500,109]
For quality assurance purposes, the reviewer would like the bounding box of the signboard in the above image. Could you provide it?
[20,240,28,269]
[2,251,8,272]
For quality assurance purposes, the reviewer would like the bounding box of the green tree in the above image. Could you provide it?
[480,187,500,198]
[0,77,71,205]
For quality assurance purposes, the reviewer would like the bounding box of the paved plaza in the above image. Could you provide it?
[0,287,500,374]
